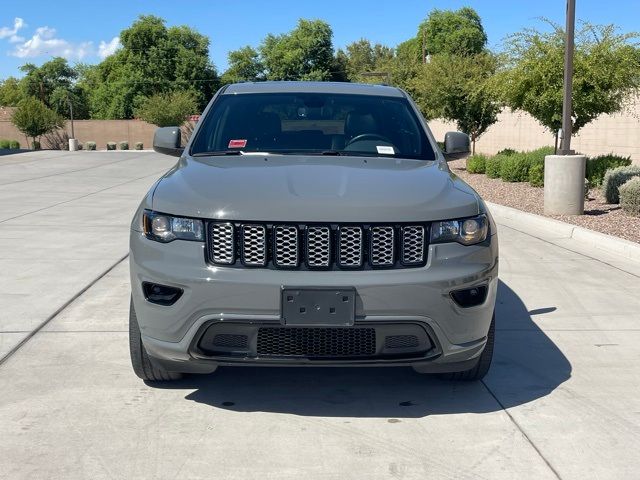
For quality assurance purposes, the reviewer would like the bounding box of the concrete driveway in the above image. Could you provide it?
[1,151,639,479]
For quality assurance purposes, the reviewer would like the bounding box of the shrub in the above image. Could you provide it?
[500,153,531,182]
[437,141,445,151]
[32,140,41,150]
[85,141,96,151]
[528,162,544,187]
[106,142,117,151]
[485,155,503,178]
[603,165,640,203]
[522,146,554,164]
[466,154,487,174]
[135,142,144,150]
[586,154,631,186]
[9,140,20,149]
[496,148,517,156]
[0,140,10,149]
[119,141,129,150]
[135,90,198,127]
[619,177,640,216]
[77,142,83,150]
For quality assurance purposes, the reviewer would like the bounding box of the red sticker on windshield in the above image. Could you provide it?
[228,139,247,148]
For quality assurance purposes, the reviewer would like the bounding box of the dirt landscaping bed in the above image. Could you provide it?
[449,158,640,244]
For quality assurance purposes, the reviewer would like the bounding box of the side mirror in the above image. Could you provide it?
[443,131,471,159]
[153,127,183,157]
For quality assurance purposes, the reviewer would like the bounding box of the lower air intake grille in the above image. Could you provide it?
[212,334,249,349]
[257,327,376,357]
[385,335,419,349]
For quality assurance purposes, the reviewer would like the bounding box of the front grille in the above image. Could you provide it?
[208,222,429,270]
[256,327,376,357]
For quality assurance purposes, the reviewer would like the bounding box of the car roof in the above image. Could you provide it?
[223,81,405,98]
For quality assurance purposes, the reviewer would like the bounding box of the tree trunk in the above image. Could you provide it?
[554,131,559,154]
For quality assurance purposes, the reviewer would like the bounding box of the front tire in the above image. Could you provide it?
[442,314,495,381]
[129,297,183,381]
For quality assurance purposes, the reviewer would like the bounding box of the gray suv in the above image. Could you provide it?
[129,81,498,382]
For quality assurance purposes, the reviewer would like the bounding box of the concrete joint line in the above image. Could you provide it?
[0,254,129,367]
[481,380,563,480]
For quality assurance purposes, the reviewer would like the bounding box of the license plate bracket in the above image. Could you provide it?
[281,287,356,326]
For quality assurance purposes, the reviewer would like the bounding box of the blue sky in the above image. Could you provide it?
[1,0,639,79]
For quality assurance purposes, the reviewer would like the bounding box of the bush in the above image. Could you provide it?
[603,165,640,203]
[106,142,116,151]
[485,155,502,178]
[32,140,41,150]
[0,140,9,149]
[496,148,517,156]
[500,153,532,182]
[528,162,544,187]
[119,141,129,150]
[85,141,96,151]
[620,177,640,216]
[586,154,631,186]
[135,142,144,150]
[466,154,487,174]
[77,142,83,150]
[522,146,554,164]
[135,90,198,127]
[9,140,20,149]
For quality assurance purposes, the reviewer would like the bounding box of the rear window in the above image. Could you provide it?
[190,92,435,160]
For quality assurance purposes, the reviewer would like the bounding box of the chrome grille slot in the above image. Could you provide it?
[370,226,395,266]
[274,225,299,267]
[307,226,331,267]
[241,225,267,266]
[210,223,235,264]
[338,226,363,267]
[402,226,425,265]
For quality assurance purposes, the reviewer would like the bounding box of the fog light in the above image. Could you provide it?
[450,285,488,308]
[142,282,183,306]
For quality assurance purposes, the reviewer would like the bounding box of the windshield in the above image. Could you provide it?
[190,92,436,160]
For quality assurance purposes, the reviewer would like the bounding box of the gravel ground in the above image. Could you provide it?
[449,158,640,244]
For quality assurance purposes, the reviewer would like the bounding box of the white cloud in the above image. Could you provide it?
[98,36,121,58]
[0,17,26,39]
[11,26,94,60]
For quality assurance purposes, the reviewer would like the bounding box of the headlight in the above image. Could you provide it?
[143,211,204,243]
[430,214,488,246]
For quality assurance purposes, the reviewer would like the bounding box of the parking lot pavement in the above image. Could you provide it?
[0,151,175,359]
[1,152,640,479]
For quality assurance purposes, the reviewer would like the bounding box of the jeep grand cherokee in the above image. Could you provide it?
[129,81,498,382]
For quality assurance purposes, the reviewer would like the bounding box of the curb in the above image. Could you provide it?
[486,201,640,263]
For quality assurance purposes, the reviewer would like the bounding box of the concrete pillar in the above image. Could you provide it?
[544,154,586,215]
[68,138,79,152]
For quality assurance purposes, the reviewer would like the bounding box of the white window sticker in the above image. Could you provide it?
[376,145,395,155]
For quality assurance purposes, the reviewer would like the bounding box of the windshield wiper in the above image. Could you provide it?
[320,150,342,156]
[192,150,244,157]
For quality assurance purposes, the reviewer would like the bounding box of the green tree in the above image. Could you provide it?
[11,97,63,148]
[82,15,218,119]
[336,39,394,82]
[260,19,335,81]
[499,22,640,147]
[17,58,89,119]
[409,53,500,153]
[419,7,487,57]
[0,77,23,106]
[221,46,263,84]
[135,90,198,127]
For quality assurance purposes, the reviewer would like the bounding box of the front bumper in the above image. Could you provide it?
[130,230,498,373]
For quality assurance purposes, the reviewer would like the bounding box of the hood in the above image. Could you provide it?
[152,155,479,222]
